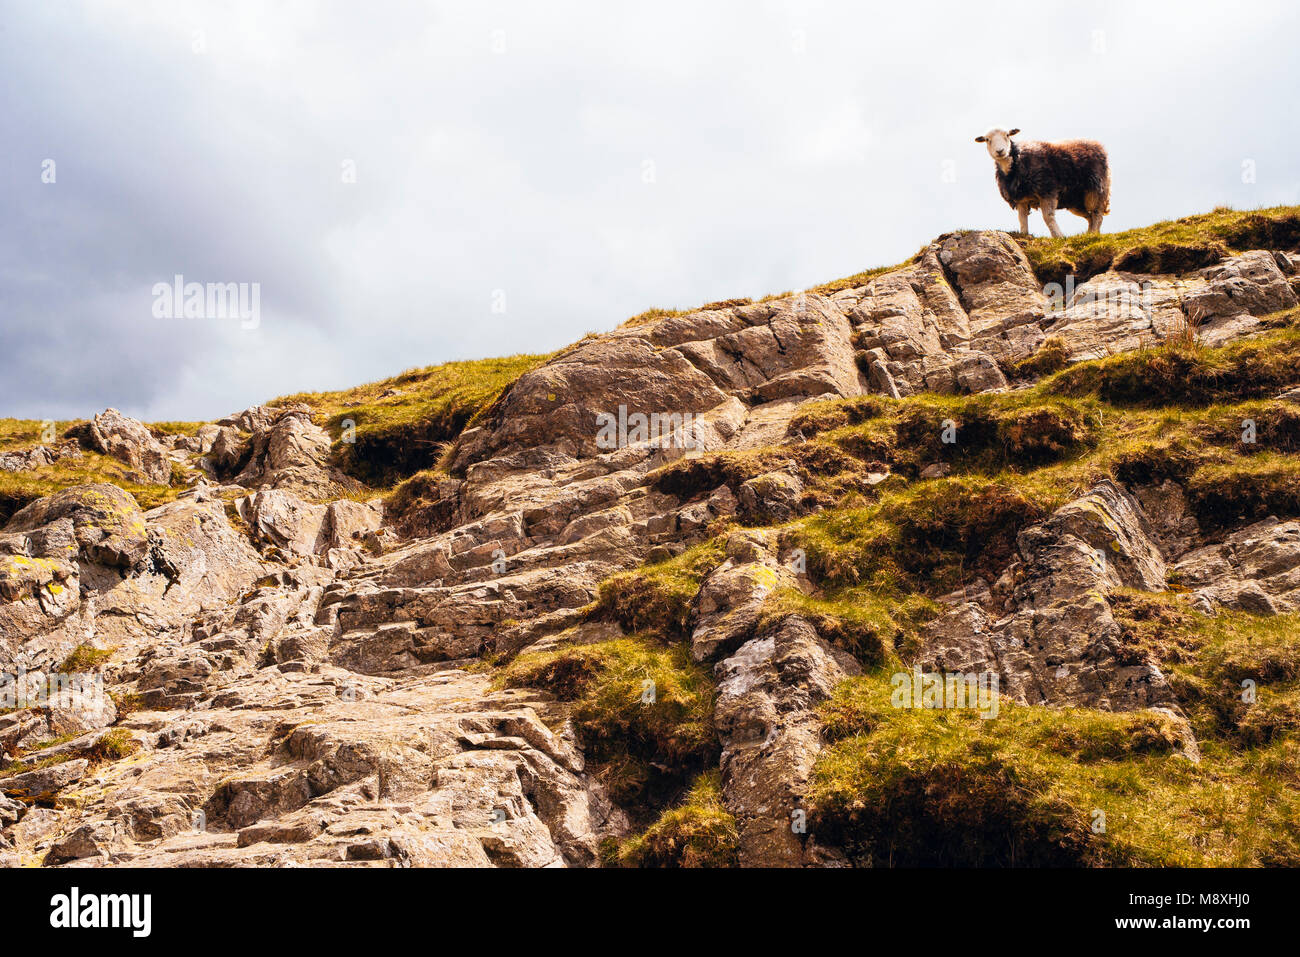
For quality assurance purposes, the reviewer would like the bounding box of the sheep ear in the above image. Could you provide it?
[1008,128,1021,136]
[974,136,986,143]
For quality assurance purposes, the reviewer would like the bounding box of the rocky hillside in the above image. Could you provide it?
[4,206,1300,867]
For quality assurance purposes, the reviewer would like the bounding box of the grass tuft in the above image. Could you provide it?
[270,354,550,486]
[500,636,717,805]
[616,771,739,867]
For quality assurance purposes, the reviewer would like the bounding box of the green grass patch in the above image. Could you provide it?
[57,644,114,674]
[792,474,1064,595]
[1049,327,1300,407]
[269,353,550,486]
[107,690,144,720]
[1112,593,1300,748]
[500,636,717,805]
[146,421,205,438]
[789,390,1098,480]
[650,442,871,519]
[1008,335,1070,380]
[756,586,937,667]
[85,729,139,764]
[1185,454,1300,530]
[1020,204,1300,288]
[810,666,1299,866]
[0,449,179,526]
[615,771,739,867]
[0,418,78,453]
[593,538,727,639]
[810,595,1300,867]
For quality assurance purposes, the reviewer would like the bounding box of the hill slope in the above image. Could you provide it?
[3,205,1300,867]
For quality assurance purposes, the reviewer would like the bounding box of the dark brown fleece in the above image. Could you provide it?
[995,139,1110,217]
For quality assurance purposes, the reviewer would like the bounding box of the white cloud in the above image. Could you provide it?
[1,0,1297,420]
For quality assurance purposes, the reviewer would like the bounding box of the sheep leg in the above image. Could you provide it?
[1017,203,1031,235]
[1040,197,1064,238]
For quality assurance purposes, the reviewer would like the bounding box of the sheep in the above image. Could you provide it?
[975,128,1110,237]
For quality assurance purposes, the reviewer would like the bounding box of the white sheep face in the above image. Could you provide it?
[975,127,1021,164]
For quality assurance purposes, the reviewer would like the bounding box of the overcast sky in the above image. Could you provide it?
[2,0,1297,422]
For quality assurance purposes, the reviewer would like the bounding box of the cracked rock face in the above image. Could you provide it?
[1043,250,1299,361]
[922,482,1178,714]
[449,295,864,470]
[1172,518,1300,615]
[4,228,1299,867]
[715,615,860,866]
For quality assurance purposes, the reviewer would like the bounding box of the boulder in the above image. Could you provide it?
[144,496,270,605]
[691,532,798,661]
[849,247,971,359]
[238,489,329,557]
[325,500,384,550]
[208,426,250,475]
[0,551,76,603]
[42,680,118,737]
[1044,273,1191,361]
[0,791,24,829]
[5,484,148,569]
[84,408,172,484]
[451,336,730,468]
[448,293,862,470]
[845,239,1026,394]
[217,405,340,497]
[1183,250,1299,324]
[44,819,124,865]
[0,758,90,802]
[737,471,805,524]
[939,230,1046,346]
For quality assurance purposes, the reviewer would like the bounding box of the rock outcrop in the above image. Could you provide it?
[4,225,1300,868]
[1172,517,1300,615]
[921,482,1176,713]
[0,441,82,474]
[83,408,173,485]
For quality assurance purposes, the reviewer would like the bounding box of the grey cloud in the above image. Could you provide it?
[1,0,1296,421]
